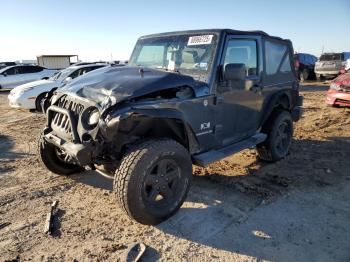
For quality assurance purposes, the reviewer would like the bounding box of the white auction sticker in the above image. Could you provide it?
[188,35,213,46]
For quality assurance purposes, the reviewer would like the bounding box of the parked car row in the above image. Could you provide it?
[326,71,350,107]
[8,63,107,111]
[294,52,350,82]
[294,53,317,81]
[0,65,57,89]
[315,52,350,80]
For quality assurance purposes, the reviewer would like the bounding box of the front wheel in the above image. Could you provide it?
[257,110,293,162]
[35,92,47,112]
[38,132,84,175]
[114,139,192,225]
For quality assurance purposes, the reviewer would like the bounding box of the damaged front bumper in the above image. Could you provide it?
[44,95,104,167]
[44,129,95,166]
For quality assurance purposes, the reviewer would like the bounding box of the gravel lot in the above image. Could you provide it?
[0,82,350,261]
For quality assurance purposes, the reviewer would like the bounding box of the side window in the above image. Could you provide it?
[265,41,287,75]
[32,66,44,72]
[79,67,92,76]
[224,39,257,76]
[22,66,37,73]
[280,55,291,73]
[68,69,80,79]
[16,66,29,74]
[4,67,16,75]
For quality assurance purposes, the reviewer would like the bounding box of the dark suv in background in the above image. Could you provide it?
[315,52,350,80]
[294,53,317,82]
[39,29,302,225]
[0,62,16,70]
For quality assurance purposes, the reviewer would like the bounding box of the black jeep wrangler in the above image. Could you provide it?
[38,29,302,225]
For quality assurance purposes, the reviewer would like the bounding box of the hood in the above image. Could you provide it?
[60,66,206,105]
[333,72,350,86]
[11,79,54,93]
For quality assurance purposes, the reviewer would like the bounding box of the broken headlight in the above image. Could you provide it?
[81,107,100,130]
[88,109,100,126]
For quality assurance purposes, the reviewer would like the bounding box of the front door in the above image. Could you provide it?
[216,36,264,146]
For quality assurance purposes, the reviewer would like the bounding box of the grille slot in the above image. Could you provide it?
[50,96,85,141]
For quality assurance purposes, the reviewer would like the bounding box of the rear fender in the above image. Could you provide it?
[261,91,293,127]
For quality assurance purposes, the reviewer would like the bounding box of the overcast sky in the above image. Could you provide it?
[1,0,349,62]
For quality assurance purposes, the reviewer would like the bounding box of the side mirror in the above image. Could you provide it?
[2,72,7,77]
[64,77,72,82]
[224,63,246,81]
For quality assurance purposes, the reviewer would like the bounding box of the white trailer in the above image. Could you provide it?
[37,55,78,69]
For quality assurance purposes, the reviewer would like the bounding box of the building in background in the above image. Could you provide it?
[37,55,78,69]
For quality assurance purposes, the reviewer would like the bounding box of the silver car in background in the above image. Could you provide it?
[315,52,350,80]
[0,65,57,89]
[8,63,108,111]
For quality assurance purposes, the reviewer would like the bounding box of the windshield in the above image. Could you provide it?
[319,53,343,61]
[50,67,76,81]
[129,34,218,82]
[0,66,12,74]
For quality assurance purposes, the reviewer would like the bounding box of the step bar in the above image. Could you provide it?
[192,133,267,167]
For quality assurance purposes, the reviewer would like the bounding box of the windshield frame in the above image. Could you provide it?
[129,32,220,83]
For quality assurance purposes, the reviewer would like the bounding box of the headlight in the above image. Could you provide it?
[88,109,100,126]
[330,83,340,90]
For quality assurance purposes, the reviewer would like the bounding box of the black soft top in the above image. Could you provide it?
[139,28,289,42]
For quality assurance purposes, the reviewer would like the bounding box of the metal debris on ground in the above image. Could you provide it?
[0,222,11,230]
[123,242,147,262]
[44,200,58,235]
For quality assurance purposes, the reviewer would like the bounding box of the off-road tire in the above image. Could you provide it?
[257,110,293,162]
[38,131,83,175]
[35,92,47,112]
[114,139,192,225]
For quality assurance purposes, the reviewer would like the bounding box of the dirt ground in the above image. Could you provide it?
[0,82,349,262]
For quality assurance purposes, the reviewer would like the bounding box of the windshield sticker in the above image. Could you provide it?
[188,35,213,46]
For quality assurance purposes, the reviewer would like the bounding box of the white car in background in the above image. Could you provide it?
[345,59,350,72]
[0,65,57,90]
[8,64,107,111]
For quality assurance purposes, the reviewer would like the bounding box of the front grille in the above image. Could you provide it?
[51,95,85,141]
[57,96,84,117]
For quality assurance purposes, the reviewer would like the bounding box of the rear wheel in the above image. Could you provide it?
[316,74,324,81]
[300,69,309,82]
[114,139,192,225]
[257,110,293,162]
[38,132,83,175]
[35,92,47,112]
